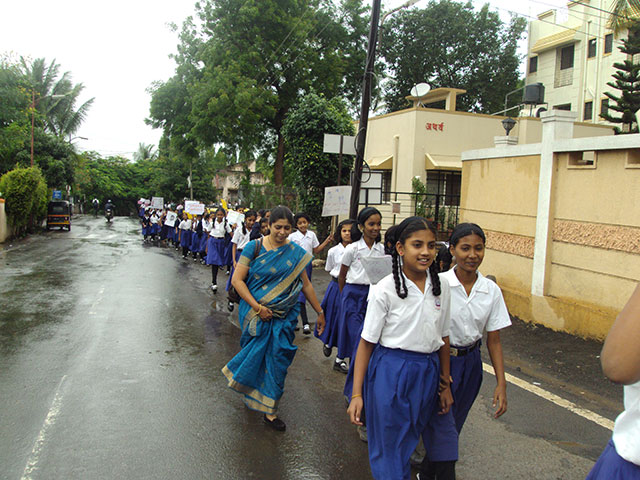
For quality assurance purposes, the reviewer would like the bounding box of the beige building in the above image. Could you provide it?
[214,160,267,205]
[460,110,640,339]
[359,88,611,232]
[526,0,630,124]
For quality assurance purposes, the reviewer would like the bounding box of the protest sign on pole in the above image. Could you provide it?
[164,211,178,227]
[185,200,205,215]
[321,186,352,217]
[151,196,164,210]
[227,210,245,226]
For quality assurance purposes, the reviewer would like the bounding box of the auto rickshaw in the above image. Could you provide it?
[46,200,72,231]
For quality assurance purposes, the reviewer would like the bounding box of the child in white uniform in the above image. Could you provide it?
[289,212,332,334]
[587,283,640,479]
[316,219,355,373]
[422,223,510,480]
[347,216,453,480]
[226,210,257,312]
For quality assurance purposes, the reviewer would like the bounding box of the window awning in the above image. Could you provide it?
[366,155,393,169]
[531,28,579,53]
[425,153,462,171]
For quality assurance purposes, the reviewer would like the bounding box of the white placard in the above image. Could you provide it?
[165,211,178,227]
[360,255,393,284]
[323,134,357,155]
[322,185,352,217]
[151,196,164,209]
[227,210,245,226]
[185,201,205,215]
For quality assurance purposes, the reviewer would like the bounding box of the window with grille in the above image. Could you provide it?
[529,56,538,74]
[604,34,613,54]
[601,98,609,117]
[588,38,597,58]
[584,101,593,121]
[560,45,574,69]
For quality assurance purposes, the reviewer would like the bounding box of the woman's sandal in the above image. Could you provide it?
[263,414,286,432]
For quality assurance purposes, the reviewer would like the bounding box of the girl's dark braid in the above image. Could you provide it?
[429,260,441,297]
[391,249,409,299]
[242,220,247,235]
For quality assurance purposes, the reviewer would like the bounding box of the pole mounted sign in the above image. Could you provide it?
[52,190,62,200]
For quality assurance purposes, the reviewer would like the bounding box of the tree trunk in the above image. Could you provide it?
[274,132,285,186]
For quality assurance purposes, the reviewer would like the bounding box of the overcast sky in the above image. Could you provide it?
[1,0,565,159]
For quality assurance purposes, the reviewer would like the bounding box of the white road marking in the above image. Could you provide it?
[21,375,68,480]
[482,362,615,431]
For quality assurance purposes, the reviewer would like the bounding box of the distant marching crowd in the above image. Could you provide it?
[136,202,639,480]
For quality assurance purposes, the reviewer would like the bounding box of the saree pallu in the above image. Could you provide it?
[222,241,312,414]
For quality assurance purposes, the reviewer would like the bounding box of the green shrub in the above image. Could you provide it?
[0,166,48,236]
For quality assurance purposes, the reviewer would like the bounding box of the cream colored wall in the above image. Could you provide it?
[0,200,9,243]
[460,155,539,237]
[460,146,640,339]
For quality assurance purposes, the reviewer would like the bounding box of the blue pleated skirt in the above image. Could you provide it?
[423,346,483,462]
[314,278,341,347]
[190,231,201,252]
[587,440,640,479]
[336,283,370,360]
[180,229,192,248]
[206,237,226,265]
[365,346,440,480]
[223,238,233,265]
[199,232,208,253]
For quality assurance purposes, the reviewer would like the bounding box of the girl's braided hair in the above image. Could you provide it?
[390,216,441,299]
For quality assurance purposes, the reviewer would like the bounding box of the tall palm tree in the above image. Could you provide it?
[134,143,158,162]
[20,57,94,139]
[609,0,640,36]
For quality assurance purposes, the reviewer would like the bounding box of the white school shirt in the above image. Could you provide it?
[178,219,191,230]
[440,268,511,347]
[202,219,212,234]
[289,230,319,254]
[361,273,451,354]
[341,238,386,285]
[210,219,232,238]
[231,226,251,250]
[612,381,640,465]
[150,214,159,225]
[325,243,346,278]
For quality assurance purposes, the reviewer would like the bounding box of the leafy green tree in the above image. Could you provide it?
[0,57,31,175]
[133,143,158,162]
[184,0,354,185]
[20,57,94,139]
[282,92,354,233]
[380,0,526,113]
[601,22,640,133]
[0,166,48,236]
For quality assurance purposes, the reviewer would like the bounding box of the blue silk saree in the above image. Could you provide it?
[222,240,312,414]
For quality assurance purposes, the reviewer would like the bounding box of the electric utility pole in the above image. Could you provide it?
[349,0,382,220]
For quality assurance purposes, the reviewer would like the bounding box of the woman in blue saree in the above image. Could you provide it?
[222,206,326,431]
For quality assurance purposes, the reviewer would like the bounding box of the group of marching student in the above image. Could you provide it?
[217,203,513,480]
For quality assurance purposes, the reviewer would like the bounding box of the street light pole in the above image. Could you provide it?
[349,0,382,220]
[349,0,420,220]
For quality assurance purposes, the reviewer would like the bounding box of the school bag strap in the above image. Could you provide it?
[253,238,263,260]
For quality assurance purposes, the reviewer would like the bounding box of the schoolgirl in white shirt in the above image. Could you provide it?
[226,210,257,312]
[178,213,192,259]
[337,207,385,398]
[206,207,232,292]
[290,212,332,334]
[199,213,213,264]
[587,283,640,479]
[347,217,453,480]
[422,223,511,480]
[316,219,355,373]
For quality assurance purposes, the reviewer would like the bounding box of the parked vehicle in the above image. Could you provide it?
[46,200,72,231]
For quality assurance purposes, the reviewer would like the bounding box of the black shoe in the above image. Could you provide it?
[323,344,332,357]
[227,301,234,312]
[333,360,348,374]
[263,414,286,432]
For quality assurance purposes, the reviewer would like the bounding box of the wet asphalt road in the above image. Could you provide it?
[0,215,620,479]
